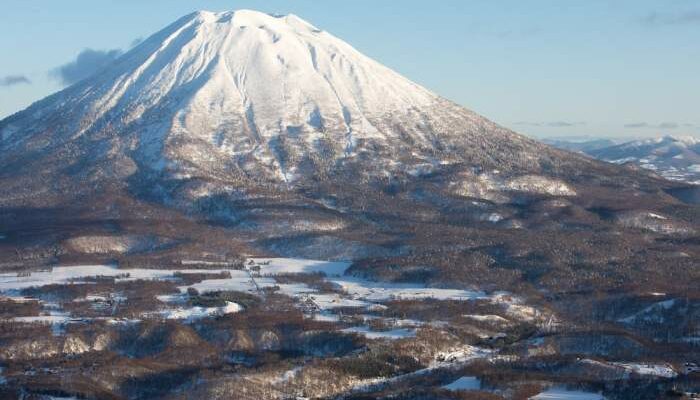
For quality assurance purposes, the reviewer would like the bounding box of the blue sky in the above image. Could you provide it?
[1,0,699,139]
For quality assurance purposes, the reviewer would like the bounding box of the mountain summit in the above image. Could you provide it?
[0,10,668,212]
[1,9,601,207]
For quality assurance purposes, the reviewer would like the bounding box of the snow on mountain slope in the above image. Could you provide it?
[0,10,614,207]
[587,135,700,184]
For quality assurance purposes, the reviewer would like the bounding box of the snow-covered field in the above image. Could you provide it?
[341,326,415,340]
[579,358,678,379]
[0,258,541,337]
[530,386,604,400]
[156,301,242,322]
[328,277,484,302]
[610,362,677,378]
[442,376,481,391]
[618,299,676,323]
[251,257,348,276]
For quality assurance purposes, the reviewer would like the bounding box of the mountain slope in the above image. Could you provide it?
[0,9,695,265]
[587,135,700,184]
[0,10,622,209]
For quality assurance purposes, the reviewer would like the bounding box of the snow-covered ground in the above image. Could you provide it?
[341,326,415,340]
[442,376,481,391]
[0,258,544,334]
[348,345,493,394]
[156,301,242,322]
[530,386,604,400]
[580,358,678,379]
[252,257,348,276]
[618,299,675,323]
[610,362,677,378]
[328,277,484,302]
[463,314,510,323]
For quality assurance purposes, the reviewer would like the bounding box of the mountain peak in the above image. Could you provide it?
[0,9,575,203]
[184,9,321,32]
[662,134,699,145]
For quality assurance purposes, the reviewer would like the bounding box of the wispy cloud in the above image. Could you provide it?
[624,122,685,129]
[658,122,679,129]
[516,121,586,128]
[0,75,31,87]
[642,10,700,26]
[624,122,650,128]
[50,48,123,86]
[49,37,144,86]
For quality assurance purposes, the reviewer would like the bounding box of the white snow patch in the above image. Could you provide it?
[158,301,242,322]
[646,212,667,220]
[0,259,546,332]
[434,345,493,365]
[181,270,269,295]
[41,397,81,400]
[309,312,341,322]
[484,213,503,222]
[505,175,576,196]
[329,277,484,302]
[609,157,637,164]
[442,376,481,391]
[180,260,240,266]
[406,163,435,177]
[463,314,509,323]
[341,326,415,340]
[530,386,604,400]
[253,257,350,276]
[619,299,676,323]
[11,315,74,324]
[271,366,303,384]
[611,362,677,378]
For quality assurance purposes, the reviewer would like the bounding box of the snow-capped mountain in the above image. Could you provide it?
[0,9,609,208]
[541,137,620,153]
[588,136,700,184]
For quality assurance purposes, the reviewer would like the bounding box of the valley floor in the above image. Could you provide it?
[0,258,697,399]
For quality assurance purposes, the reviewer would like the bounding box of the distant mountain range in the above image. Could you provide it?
[544,135,700,184]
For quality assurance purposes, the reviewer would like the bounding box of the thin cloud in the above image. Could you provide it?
[642,10,700,26]
[516,121,586,128]
[625,122,680,129]
[0,75,31,87]
[50,48,123,86]
[658,122,679,129]
[546,121,586,128]
[624,122,650,128]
